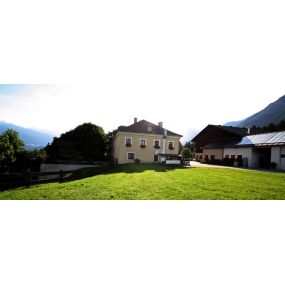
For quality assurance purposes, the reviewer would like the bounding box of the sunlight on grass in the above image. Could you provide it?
[0,164,284,200]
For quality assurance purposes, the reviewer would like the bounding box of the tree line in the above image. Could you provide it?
[0,123,110,173]
[251,119,285,133]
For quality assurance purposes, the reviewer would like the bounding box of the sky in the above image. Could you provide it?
[1,1,285,142]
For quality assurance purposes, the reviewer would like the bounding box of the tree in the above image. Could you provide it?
[184,141,195,151]
[0,129,24,171]
[180,148,192,160]
[267,123,277,132]
[277,120,285,131]
[45,123,108,162]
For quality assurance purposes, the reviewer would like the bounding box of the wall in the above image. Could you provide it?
[280,147,285,170]
[41,164,95,172]
[203,148,223,160]
[271,147,281,169]
[223,147,253,167]
[113,132,181,164]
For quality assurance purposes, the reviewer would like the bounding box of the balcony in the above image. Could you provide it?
[154,145,160,149]
[168,146,175,150]
[125,143,132,147]
[140,144,146,148]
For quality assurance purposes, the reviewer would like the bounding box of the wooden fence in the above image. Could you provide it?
[0,164,112,190]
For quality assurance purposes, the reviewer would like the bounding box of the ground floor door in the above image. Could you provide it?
[253,147,271,169]
[154,154,158,162]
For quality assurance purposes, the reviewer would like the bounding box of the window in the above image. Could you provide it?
[140,139,146,148]
[168,141,174,150]
[225,155,229,159]
[125,137,132,147]
[154,140,160,149]
[237,155,243,161]
[231,155,235,160]
[210,155,215,161]
[127,152,135,160]
[281,154,285,158]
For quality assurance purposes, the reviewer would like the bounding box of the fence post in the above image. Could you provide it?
[59,170,64,183]
[25,170,31,188]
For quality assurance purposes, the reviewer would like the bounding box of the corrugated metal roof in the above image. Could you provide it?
[204,131,285,148]
[237,131,285,146]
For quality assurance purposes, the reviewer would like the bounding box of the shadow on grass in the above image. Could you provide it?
[0,164,189,191]
[101,163,189,175]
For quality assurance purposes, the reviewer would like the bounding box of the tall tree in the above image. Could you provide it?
[180,148,192,160]
[0,129,24,170]
[45,123,108,162]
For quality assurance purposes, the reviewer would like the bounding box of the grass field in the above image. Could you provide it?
[0,164,284,200]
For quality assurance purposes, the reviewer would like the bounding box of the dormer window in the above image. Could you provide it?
[125,137,132,147]
[148,126,152,132]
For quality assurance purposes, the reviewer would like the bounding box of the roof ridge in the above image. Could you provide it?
[246,130,285,136]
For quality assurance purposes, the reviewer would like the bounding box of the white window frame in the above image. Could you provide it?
[127,152,135,160]
[154,139,160,147]
[125,137,132,145]
[140,138,147,146]
[168,141,174,148]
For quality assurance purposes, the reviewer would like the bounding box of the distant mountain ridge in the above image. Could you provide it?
[0,121,54,149]
[223,120,243,127]
[224,95,285,128]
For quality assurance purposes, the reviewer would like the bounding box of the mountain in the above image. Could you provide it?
[223,120,243,127]
[224,95,285,128]
[0,121,54,149]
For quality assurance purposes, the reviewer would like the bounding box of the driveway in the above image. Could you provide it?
[189,161,285,173]
[189,161,234,168]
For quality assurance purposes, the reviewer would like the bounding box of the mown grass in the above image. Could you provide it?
[0,164,284,200]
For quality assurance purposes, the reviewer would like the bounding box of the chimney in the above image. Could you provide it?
[158,122,163,128]
[134,117,138,124]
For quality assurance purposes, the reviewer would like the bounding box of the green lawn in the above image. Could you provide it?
[0,164,284,200]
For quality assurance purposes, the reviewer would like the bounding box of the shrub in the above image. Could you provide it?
[212,159,222,165]
[223,157,234,166]
[134,158,141,164]
[270,162,277,170]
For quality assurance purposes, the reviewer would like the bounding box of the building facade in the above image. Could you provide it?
[113,118,182,164]
[192,125,285,170]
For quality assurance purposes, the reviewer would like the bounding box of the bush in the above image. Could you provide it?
[208,159,222,165]
[222,157,234,166]
[134,158,141,164]
[270,162,277,170]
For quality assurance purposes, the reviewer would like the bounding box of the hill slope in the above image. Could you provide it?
[223,120,243,127]
[225,95,285,128]
[0,121,54,149]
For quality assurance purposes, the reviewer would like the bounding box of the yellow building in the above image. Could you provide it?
[113,118,183,164]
